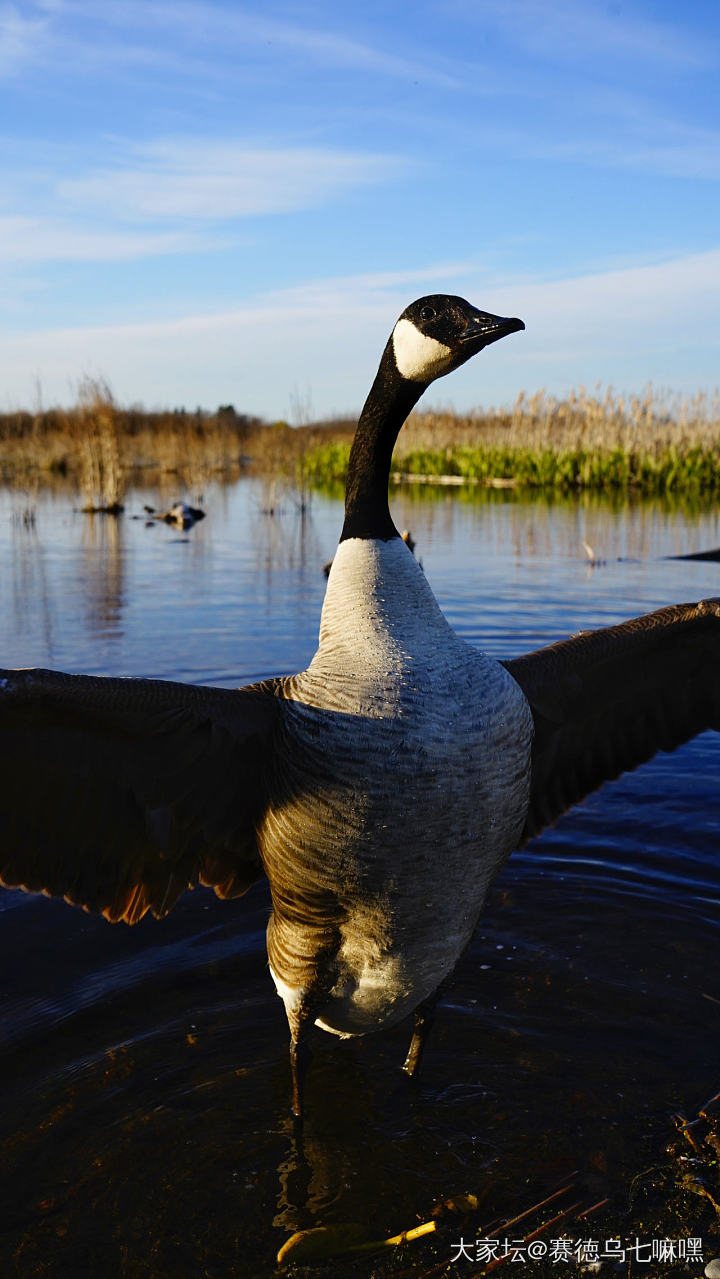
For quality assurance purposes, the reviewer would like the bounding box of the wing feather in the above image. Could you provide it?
[0,668,281,922]
[502,598,720,843]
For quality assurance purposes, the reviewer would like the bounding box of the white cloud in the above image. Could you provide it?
[457,108,720,183]
[465,249,720,400]
[539,119,720,182]
[471,0,712,69]
[0,215,223,262]
[57,142,403,221]
[0,137,403,264]
[1,250,718,416]
[0,3,49,76]
[485,248,720,341]
[34,0,464,88]
[0,264,481,412]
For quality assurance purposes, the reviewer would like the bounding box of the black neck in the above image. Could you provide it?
[340,341,427,542]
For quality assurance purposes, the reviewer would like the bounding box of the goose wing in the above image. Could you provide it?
[0,668,281,923]
[502,598,720,844]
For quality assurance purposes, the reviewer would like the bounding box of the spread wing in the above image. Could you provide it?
[502,598,720,844]
[0,668,281,923]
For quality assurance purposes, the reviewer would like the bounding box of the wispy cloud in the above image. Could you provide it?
[35,0,465,88]
[468,0,713,70]
[0,263,488,410]
[4,0,718,414]
[535,85,720,181]
[0,4,50,77]
[0,215,222,263]
[2,250,718,413]
[453,106,720,183]
[542,129,720,182]
[57,141,404,221]
[482,248,720,371]
[0,136,403,264]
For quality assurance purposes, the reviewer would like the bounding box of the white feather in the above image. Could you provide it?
[392,318,453,382]
[264,538,534,1037]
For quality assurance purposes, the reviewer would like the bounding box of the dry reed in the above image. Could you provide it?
[0,383,262,496]
[1,384,718,497]
[402,386,719,455]
[70,379,124,511]
[304,387,720,494]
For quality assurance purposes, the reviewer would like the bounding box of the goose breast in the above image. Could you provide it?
[261,538,533,1036]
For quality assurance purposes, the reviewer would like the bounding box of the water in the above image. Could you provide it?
[1,480,719,1277]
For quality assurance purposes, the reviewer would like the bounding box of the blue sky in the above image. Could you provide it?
[1,0,719,419]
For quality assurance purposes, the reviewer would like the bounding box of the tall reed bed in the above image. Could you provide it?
[2,384,718,497]
[303,388,720,494]
[72,380,124,511]
[0,384,262,499]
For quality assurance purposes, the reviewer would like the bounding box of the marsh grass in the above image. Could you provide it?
[0,385,262,497]
[303,387,720,494]
[2,384,718,498]
[71,380,124,512]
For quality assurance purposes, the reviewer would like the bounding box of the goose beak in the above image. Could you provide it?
[459,312,525,347]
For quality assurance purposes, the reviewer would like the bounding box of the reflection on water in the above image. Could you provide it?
[0,478,719,1277]
[80,512,125,639]
[10,517,56,664]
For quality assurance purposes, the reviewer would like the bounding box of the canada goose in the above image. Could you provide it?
[1,295,719,1122]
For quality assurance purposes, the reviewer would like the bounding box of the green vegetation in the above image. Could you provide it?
[392,442,720,493]
[2,382,718,501]
[303,388,720,495]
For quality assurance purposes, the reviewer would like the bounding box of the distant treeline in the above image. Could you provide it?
[0,380,284,506]
[0,393,261,479]
[2,381,719,503]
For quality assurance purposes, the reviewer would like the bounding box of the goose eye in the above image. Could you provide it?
[420,306,436,322]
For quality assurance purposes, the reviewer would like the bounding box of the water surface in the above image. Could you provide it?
[1,480,718,1276]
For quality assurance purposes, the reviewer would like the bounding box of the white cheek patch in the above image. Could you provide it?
[392,318,454,382]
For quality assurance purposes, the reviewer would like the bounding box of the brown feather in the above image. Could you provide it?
[0,668,281,922]
[502,598,720,844]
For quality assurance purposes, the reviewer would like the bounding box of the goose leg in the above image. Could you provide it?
[402,994,438,1077]
[402,959,466,1077]
[286,950,336,1124]
[277,926,340,1123]
[290,1034,312,1125]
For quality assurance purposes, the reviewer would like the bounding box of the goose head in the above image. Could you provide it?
[341,293,524,543]
[391,295,525,385]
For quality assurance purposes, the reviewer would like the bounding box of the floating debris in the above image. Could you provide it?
[274,1179,611,1270]
[277,1218,437,1267]
[582,540,607,568]
[143,502,206,529]
[79,501,124,515]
